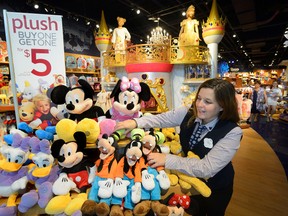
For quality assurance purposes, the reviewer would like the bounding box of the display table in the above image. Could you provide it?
[1,128,288,215]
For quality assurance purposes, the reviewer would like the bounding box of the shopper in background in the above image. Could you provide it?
[248,79,266,123]
[115,78,242,216]
[266,80,282,122]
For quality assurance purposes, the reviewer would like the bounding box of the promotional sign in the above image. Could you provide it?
[3,10,66,125]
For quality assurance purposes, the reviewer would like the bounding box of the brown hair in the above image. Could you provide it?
[188,78,240,125]
[254,79,261,85]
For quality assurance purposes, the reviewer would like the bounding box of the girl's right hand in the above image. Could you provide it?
[114,119,137,131]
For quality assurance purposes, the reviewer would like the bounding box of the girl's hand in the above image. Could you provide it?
[114,119,137,131]
[147,153,166,168]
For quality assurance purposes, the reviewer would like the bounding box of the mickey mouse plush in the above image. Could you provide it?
[50,79,104,122]
[106,76,151,121]
[45,131,96,215]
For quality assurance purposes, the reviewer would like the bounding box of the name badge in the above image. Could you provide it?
[204,138,213,149]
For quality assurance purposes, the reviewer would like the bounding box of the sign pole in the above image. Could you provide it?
[3,9,20,125]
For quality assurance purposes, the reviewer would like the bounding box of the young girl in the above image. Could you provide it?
[29,94,55,129]
[115,78,242,216]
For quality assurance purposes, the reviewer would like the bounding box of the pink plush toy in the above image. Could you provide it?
[106,76,151,122]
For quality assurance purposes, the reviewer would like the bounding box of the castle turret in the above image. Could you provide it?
[202,0,226,77]
[95,10,112,52]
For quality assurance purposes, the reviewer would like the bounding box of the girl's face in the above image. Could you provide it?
[195,88,223,124]
[36,100,50,115]
[272,81,278,87]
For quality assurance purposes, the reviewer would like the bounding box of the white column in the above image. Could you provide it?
[207,43,219,78]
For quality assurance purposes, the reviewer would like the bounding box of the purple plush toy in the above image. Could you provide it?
[18,137,59,213]
[0,133,30,216]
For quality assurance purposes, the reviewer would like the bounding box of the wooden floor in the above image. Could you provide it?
[1,127,288,215]
[226,127,288,216]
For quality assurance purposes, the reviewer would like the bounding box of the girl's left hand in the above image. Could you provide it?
[147,153,166,168]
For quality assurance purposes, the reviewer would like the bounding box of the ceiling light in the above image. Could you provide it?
[233,34,236,38]
[34,3,39,9]
[86,20,91,25]
[136,9,140,14]
[96,24,100,28]
[182,11,186,16]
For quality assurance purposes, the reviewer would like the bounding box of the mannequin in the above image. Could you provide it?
[111,17,131,53]
[178,5,200,46]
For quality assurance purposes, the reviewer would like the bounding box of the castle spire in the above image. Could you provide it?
[94,10,112,52]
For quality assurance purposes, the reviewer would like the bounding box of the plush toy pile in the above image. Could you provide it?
[0,77,210,216]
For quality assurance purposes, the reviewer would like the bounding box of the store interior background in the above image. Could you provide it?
[0,0,287,215]
[1,0,288,69]
[1,0,288,164]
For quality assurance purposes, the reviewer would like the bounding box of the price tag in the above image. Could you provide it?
[5,12,66,92]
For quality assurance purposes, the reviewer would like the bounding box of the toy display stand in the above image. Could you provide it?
[0,185,197,216]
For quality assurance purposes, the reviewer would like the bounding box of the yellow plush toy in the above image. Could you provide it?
[18,101,35,123]
[175,152,211,197]
[164,139,211,198]
[55,118,100,146]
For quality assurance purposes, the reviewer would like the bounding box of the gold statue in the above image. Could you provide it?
[111,17,131,53]
[178,5,200,46]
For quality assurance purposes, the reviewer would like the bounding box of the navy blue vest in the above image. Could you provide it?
[180,112,238,190]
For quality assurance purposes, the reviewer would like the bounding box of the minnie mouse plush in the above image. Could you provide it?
[106,76,151,121]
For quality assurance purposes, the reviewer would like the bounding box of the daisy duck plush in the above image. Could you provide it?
[0,134,30,216]
[18,137,59,213]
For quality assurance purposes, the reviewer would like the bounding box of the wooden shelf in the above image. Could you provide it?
[0,61,9,65]
[66,70,100,75]
[0,105,15,112]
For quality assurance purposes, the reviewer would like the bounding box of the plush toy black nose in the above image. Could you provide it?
[58,156,65,163]
[22,113,27,117]
[127,102,134,110]
[66,102,75,111]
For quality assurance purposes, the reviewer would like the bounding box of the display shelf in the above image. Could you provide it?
[66,69,100,75]
[183,79,207,85]
[0,105,15,112]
